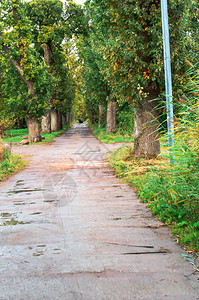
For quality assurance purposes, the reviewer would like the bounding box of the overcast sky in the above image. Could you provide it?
[73,0,85,5]
[24,0,85,6]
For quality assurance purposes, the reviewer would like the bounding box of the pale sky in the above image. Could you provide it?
[62,0,85,5]
[73,0,85,5]
[25,0,85,6]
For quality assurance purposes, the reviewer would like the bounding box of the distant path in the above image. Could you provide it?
[0,124,198,300]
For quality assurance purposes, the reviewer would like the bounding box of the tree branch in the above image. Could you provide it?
[1,32,34,94]
[12,7,19,23]
[2,44,29,84]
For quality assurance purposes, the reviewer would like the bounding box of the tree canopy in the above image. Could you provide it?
[0,0,198,153]
[77,0,198,157]
[0,0,84,141]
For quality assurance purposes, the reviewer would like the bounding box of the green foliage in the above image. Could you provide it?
[26,0,77,114]
[77,0,199,159]
[0,0,84,126]
[0,0,55,119]
[77,37,109,123]
[84,0,198,106]
[72,95,87,121]
[117,102,134,134]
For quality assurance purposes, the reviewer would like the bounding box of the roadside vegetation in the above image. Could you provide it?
[108,68,199,253]
[0,150,26,181]
[3,126,68,144]
[92,125,134,144]
[109,143,199,252]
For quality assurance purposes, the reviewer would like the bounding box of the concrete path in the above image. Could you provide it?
[0,124,198,300]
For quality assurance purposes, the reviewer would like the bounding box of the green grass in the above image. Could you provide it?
[108,145,199,253]
[37,126,68,144]
[3,126,68,144]
[93,125,134,143]
[3,128,28,143]
[0,151,27,181]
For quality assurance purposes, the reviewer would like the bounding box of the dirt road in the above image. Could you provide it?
[0,124,198,300]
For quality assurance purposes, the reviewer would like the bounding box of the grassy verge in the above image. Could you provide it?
[108,145,199,253]
[0,151,27,181]
[3,126,68,144]
[92,125,134,143]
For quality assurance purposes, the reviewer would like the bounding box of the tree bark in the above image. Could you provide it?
[98,105,104,128]
[134,100,160,159]
[62,114,66,125]
[106,98,116,133]
[41,43,53,133]
[42,111,51,133]
[27,117,42,143]
[51,109,59,132]
[66,112,71,125]
[57,111,63,131]
[26,83,42,143]
[41,44,51,69]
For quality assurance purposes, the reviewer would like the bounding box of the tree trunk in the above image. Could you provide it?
[41,44,51,68]
[26,83,42,143]
[98,105,104,128]
[106,98,116,133]
[57,111,63,131]
[62,114,66,125]
[41,44,53,134]
[134,101,160,158]
[66,112,71,125]
[27,117,42,143]
[42,111,51,133]
[51,109,58,132]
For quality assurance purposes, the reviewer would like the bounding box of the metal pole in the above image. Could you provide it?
[161,0,175,163]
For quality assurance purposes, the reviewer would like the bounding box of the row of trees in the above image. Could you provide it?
[78,0,198,158]
[0,0,198,156]
[0,0,84,142]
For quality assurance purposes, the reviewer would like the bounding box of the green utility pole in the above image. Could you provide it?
[161,0,175,163]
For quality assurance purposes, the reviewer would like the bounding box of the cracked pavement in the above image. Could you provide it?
[0,124,198,300]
